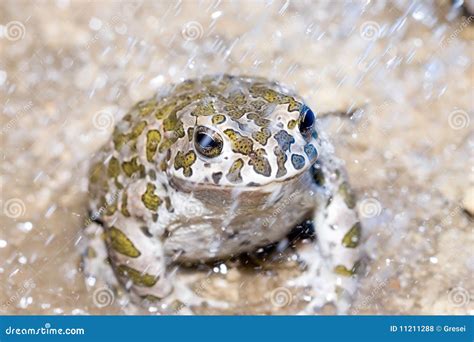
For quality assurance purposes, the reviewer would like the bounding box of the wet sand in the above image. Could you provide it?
[1,0,472,315]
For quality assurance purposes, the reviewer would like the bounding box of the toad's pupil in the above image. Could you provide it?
[299,106,315,134]
[197,132,217,150]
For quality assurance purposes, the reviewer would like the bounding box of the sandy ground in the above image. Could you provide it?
[0,0,473,315]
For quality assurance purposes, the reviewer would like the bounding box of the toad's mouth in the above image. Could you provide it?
[168,167,314,196]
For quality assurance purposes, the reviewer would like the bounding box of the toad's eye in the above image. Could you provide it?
[299,105,315,138]
[194,126,224,158]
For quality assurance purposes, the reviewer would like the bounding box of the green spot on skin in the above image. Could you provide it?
[113,132,128,150]
[148,169,157,180]
[105,202,117,216]
[117,265,158,287]
[187,127,194,141]
[334,265,355,277]
[226,158,244,183]
[250,86,301,112]
[287,99,301,112]
[141,294,162,302]
[226,106,247,119]
[108,227,141,257]
[228,90,246,105]
[247,113,270,127]
[251,87,279,102]
[122,157,145,177]
[249,148,271,177]
[339,182,356,209]
[155,102,176,120]
[141,183,162,212]
[287,119,297,130]
[279,95,301,112]
[192,102,216,116]
[274,146,287,178]
[174,151,196,177]
[114,179,124,190]
[174,79,196,93]
[169,300,186,312]
[129,121,147,140]
[86,246,97,259]
[224,129,254,155]
[146,130,161,162]
[108,157,120,178]
[163,112,184,137]
[136,99,158,116]
[250,99,266,110]
[342,222,361,248]
[121,191,130,217]
[252,128,271,145]
[158,136,178,153]
[212,114,226,124]
[160,160,167,172]
[112,121,147,151]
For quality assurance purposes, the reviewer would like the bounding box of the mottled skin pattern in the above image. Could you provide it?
[85,75,362,312]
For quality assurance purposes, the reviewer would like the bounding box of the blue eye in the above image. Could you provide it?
[299,105,315,137]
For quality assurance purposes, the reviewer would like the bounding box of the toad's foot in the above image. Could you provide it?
[81,223,227,314]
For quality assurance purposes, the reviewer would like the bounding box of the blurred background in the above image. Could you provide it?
[0,0,472,315]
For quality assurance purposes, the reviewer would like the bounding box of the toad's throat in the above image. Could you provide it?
[163,172,316,261]
[163,196,314,262]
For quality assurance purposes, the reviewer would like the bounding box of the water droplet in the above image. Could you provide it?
[17,222,33,232]
[89,17,103,31]
[0,70,7,86]
[211,11,222,19]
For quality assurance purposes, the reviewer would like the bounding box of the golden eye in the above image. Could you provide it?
[194,126,223,158]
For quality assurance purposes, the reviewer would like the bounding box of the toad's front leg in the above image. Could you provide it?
[104,214,173,302]
[295,150,363,314]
